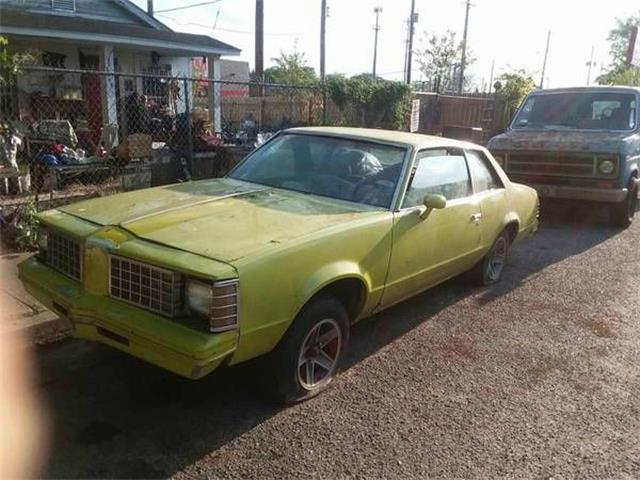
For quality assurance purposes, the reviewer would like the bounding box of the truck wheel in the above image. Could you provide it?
[271,296,349,404]
[466,230,510,286]
[610,181,638,229]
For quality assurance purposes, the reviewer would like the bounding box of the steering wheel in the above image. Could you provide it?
[352,178,395,206]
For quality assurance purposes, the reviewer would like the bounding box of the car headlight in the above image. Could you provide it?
[598,159,615,175]
[185,278,239,332]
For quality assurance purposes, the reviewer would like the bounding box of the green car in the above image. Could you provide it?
[19,127,538,403]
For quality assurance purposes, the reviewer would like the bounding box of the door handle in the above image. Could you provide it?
[470,213,483,223]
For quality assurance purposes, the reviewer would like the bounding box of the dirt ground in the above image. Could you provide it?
[31,201,639,479]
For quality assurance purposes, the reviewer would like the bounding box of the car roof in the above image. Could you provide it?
[528,86,640,95]
[284,126,481,151]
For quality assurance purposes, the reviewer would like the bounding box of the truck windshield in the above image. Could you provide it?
[512,92,637,131]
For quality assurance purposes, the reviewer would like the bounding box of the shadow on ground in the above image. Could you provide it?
[34,199,623,478]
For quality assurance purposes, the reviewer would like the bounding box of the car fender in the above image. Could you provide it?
[299,261,373,315]
[502,211,521,232]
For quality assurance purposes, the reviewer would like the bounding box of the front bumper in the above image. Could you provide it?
[530,184,628,203]
[18,256,237,379]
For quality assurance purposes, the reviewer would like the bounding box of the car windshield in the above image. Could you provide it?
[228,133,407,208]
[512,92,638,131]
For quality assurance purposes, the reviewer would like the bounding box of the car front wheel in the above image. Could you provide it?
[610,180,638,229]
[271,297,349,404]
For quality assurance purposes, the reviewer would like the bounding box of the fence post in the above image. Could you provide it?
[183,78,194,179]
[322,83,327,125]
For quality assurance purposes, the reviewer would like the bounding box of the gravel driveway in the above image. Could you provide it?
[34,202,640,478]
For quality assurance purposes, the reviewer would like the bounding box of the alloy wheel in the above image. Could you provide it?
[297,318,342,390]
[487,236,508,282]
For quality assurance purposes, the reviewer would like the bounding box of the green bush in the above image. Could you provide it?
[325,75,413,131]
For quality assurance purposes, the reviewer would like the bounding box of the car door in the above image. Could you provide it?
[465,149,507,250]
[381,148,483,308]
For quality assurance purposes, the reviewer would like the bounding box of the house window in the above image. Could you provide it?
[142,65,172,99]
[51,0,76,12]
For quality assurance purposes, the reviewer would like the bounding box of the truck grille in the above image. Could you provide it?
[45,231,81,280]
[109,256,182,317]
[506,153,596,177]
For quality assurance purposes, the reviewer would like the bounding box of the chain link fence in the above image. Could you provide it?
[0,66,329,250]
[0,66,326,202]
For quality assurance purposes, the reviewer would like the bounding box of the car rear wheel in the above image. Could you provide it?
[610,180,638,229]
[467,230,510,286]
[271,296,349,404]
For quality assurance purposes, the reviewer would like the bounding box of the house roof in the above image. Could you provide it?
[0,8,241,57]
[111,0,172,31]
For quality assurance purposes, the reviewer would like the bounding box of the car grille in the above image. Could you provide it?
[506,153,596,177]
[45,231,82,280]
[109,256,182,317]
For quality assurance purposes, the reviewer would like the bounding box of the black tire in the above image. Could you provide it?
[466,230,511,286]
[610,181,638,229]
[271,296,349,404]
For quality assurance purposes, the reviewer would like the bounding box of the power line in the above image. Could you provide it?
[157,14,301,36]
[213,2,222,29]
[154,0,222,14]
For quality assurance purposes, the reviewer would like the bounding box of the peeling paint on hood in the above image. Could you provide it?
[60,178,383,264]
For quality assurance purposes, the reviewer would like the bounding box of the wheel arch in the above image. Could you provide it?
[298,262,372,324]
[502,212,520,243]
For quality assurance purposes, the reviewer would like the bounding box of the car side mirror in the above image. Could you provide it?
[420,194,447,220]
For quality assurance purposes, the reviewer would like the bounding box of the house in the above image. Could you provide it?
[219,59,251,97]
[0,0,241,137]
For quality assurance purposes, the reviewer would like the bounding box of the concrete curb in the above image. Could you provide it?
[1,252,73,345]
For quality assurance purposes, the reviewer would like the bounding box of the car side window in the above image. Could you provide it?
[402,149,472,208]
[465,150,504,194]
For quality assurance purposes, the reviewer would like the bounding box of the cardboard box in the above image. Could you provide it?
[117,133,152,159]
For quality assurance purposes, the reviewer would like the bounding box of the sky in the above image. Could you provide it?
[133,0,639,89]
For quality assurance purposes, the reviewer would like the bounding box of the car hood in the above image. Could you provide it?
[488,129,639,156]
[60,178,381,264]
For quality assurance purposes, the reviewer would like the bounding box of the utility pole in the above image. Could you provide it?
[458,0,471,94]
[147,0,154,15]
[488,59,495,93]
[255,0,264,83]
[405,0,416,84]
[586,46,595,85]
[372,7,382,80]
[540,30,551,89]
[320,0,327,81]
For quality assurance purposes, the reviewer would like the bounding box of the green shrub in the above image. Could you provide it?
[325,75,413,131]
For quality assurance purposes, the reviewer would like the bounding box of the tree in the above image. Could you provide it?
[597,12,640,86]
[496,70,536,120]
[0,36,36,85]
[415,30,475,93]
[604,66,640,86]
[263,49,317,86]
